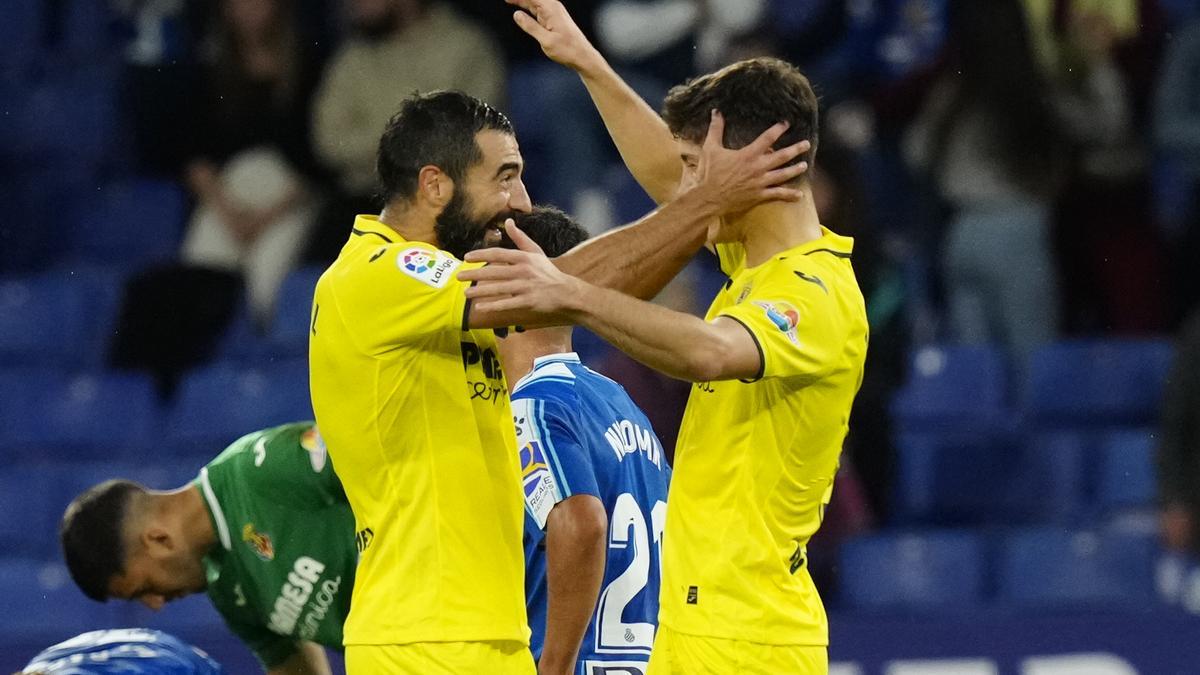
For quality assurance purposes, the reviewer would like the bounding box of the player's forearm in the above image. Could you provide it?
[554,187,716,301]
[565,282,737,382]
[541,500,608,675]
[575,55,682,204]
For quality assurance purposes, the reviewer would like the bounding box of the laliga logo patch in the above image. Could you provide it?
[397,247,460,288]
[300,427,328,473]
[242,523,275,561]
[754,300,801,344]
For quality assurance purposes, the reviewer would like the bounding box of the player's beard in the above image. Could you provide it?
[435,189,514,260]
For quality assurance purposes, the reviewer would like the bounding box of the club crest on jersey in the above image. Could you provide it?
[397,247,459,288]
[300,427,328,473]
[754,300,800,344]
[242,523,275,561]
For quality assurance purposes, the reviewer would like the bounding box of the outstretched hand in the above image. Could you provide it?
[507,0,602,72]
[697,110,812,215]
[460,219,582,316]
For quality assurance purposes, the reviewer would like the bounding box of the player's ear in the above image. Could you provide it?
[142,526,174,557]
[417,165,453,209]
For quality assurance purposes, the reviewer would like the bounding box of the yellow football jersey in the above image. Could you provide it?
[308,215,528,647]
[658,227,868,646]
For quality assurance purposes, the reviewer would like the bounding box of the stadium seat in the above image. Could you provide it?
[0,558,122,640]
[13,66,120,168]
[71,179,188,269]
[839,530,987,609]
[1095,428,1157,512]
[998,527,1157,605]
[266,266,324,357]
[0,466,60,556]
[1024,340,1173,426]
[891,430,1086,526]
[168,359,313,452]
[0,271,121,368]
[890,345,1009,432]
[0,275,90,366]
[4,370,159,460]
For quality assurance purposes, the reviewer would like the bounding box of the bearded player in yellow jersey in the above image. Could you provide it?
[308,88,810,673]
[462,2,869,672]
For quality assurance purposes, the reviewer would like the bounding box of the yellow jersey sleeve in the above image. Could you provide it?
[334,241,479,354]
[717,262,840,382]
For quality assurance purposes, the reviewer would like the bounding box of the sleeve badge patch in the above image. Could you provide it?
[397,247,460,288]
[753,300,801,345]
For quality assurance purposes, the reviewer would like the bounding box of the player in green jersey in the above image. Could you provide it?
[59,422,356,675]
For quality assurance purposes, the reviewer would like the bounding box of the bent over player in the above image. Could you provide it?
[60,423,355,675]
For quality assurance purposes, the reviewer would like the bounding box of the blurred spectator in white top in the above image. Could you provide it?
[180,0,324,327]
[310,0,504,231]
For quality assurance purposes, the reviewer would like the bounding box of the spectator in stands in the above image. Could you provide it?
[181,0,326,327]
[904,0,1073,366]
[1155,16,1200,322]
[1039,0,1170,334]
[306,0,505,261]
[20,628,223,674]
[1159,309,1200,558]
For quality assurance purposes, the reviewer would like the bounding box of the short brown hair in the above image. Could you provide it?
[662,57,818,171]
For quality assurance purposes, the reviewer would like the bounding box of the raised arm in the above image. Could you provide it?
[462,114,810,329]
[508,0,682,203]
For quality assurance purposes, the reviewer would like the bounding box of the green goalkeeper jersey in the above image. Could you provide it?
[193,422,356,668]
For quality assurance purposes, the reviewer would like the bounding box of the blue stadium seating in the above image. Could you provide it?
[998,527,1157,605]
[1024,340,1173,426]
[0,466,60,557]
[168,360,313,452]
[0,559,122,640]
[71,179,188,269]
[12,66,120,168]
[3,370,159,460]
[839,530,987,609]
[891,429,1087,526]
[1095,428,1157,512]
[0,275,91,366]
[891,345,1009,432]
[266,266,324,357]
[0,272,121,368]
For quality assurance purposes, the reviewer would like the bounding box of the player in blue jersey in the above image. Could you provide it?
[19,628,223,674]
[496,206,672,675]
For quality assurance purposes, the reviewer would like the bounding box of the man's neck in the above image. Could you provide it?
[736,191,823,267]
[498,330,574,385]
[160,486,218,556]
[379,203,437,246]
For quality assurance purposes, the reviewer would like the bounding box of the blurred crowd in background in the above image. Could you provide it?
[4,0,1200,630]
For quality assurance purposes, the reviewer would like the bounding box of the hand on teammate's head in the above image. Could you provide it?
[694,110,811,215]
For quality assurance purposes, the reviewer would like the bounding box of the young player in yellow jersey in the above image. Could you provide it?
[307,90,810,673]
[464,2,869,672]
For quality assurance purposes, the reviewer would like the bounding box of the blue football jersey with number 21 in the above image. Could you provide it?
[513,353,671,675]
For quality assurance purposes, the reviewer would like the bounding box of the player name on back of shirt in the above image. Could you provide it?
[603,419,664,469]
